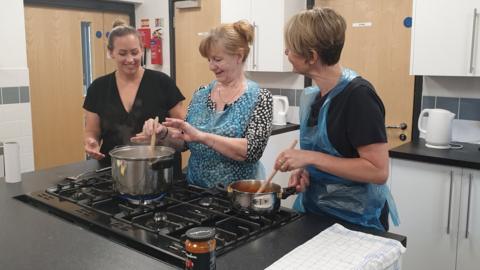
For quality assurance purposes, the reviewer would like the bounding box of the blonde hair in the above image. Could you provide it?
[199,20,254,62]
[284,8,346,65]
[107,19,143,51]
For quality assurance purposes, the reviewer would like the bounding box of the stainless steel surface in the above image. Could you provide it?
[109,145,175,196]
[470,8,478,74]
[447,170,453,234]
[465,173,473,238]
[228,180,280,214]
[227,179,296,215]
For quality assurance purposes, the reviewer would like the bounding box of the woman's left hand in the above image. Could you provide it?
[274,149,309,172]
[162,118,204,143]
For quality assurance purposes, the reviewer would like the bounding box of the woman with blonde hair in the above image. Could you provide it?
[275,8,399,231]
[132,20,273,188]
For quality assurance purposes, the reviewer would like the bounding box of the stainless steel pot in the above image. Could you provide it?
[226,180,296,215]
[109,145,175,196]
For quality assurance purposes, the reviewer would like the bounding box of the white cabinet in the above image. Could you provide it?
[260,129,300,208]
[410,0,480,76]
[389,158,480,270]
[457,169,480,270]
[220,0,305,72]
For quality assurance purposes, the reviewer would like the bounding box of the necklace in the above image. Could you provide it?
[216,81,244,104]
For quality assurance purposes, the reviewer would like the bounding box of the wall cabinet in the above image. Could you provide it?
[260,129,300,208]
[220,0,305,72]
[410,0,480,76]
[389,158,480,270]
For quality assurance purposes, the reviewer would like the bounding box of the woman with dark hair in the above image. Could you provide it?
[83,20,185,168]
[275,8,399,231]
[132,20,273,188]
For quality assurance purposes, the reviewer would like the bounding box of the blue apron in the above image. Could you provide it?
[293,68,400,231]
[186,80,264,188]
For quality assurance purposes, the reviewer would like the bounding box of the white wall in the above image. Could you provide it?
[0,0,35,173]
[423,76,480,98]
[0,0,29,86]
[135,0,171,75]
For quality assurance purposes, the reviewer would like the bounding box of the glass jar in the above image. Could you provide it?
[185,227,216,270]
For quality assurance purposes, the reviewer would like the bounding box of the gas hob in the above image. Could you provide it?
[15,170,301,268]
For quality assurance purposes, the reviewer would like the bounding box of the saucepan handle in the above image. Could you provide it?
[215,183,227,191]
[281,186,297,199]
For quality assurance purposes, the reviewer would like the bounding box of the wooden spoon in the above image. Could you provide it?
[150,116,159,151]
[256,139,298,194]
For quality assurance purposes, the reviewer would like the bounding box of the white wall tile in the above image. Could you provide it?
[16,136,33,155]
[452,119,480,143]
[20,152,34,172]
[423,76,480,99]
[0,68,29,87]
[19,117,33,136]
[247,72,305,89]
[286,106,300,124]
[0,122,21,140]
[0,104,15,122]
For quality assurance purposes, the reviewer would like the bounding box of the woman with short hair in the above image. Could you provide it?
[275,8,399,231]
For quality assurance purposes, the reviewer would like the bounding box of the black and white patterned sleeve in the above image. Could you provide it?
[244,89,273,162]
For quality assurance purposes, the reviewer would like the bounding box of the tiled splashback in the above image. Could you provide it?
[422,96,480,121]
[0,86,30,105]
[268,88,303,106]
[0,85,34,173]
[268,88,302,124]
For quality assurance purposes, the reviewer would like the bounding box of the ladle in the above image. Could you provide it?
[256,139,298,194]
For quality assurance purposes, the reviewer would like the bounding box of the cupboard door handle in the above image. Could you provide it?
[252,22,258,70]
[469,8,479,74]
[465,173,473,238]
[447,170,453,234]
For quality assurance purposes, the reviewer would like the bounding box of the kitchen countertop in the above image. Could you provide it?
[271,122,299,136]
[389,139,480,169]
[0,160,405,270]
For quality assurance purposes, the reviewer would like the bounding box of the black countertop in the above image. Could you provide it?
[389,139,480,169]
[271,122,299,136]
[0,160,405,270]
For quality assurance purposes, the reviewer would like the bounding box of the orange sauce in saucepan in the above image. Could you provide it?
[230,180,280,193]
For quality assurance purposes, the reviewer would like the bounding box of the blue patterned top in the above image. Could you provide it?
[185,80,272,188]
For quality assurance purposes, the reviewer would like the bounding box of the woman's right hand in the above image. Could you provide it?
[130,118,167,144]
[84,137,105,160]
[288,168,310,192]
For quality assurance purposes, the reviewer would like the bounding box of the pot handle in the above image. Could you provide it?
[150,158,174,170]
[281,186,297,199]
[215,183,227,191]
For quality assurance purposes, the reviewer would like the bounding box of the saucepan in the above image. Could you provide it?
[109,145,175,196]
[226,179,296,215]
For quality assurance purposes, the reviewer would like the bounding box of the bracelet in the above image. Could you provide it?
[159,128,169,140]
